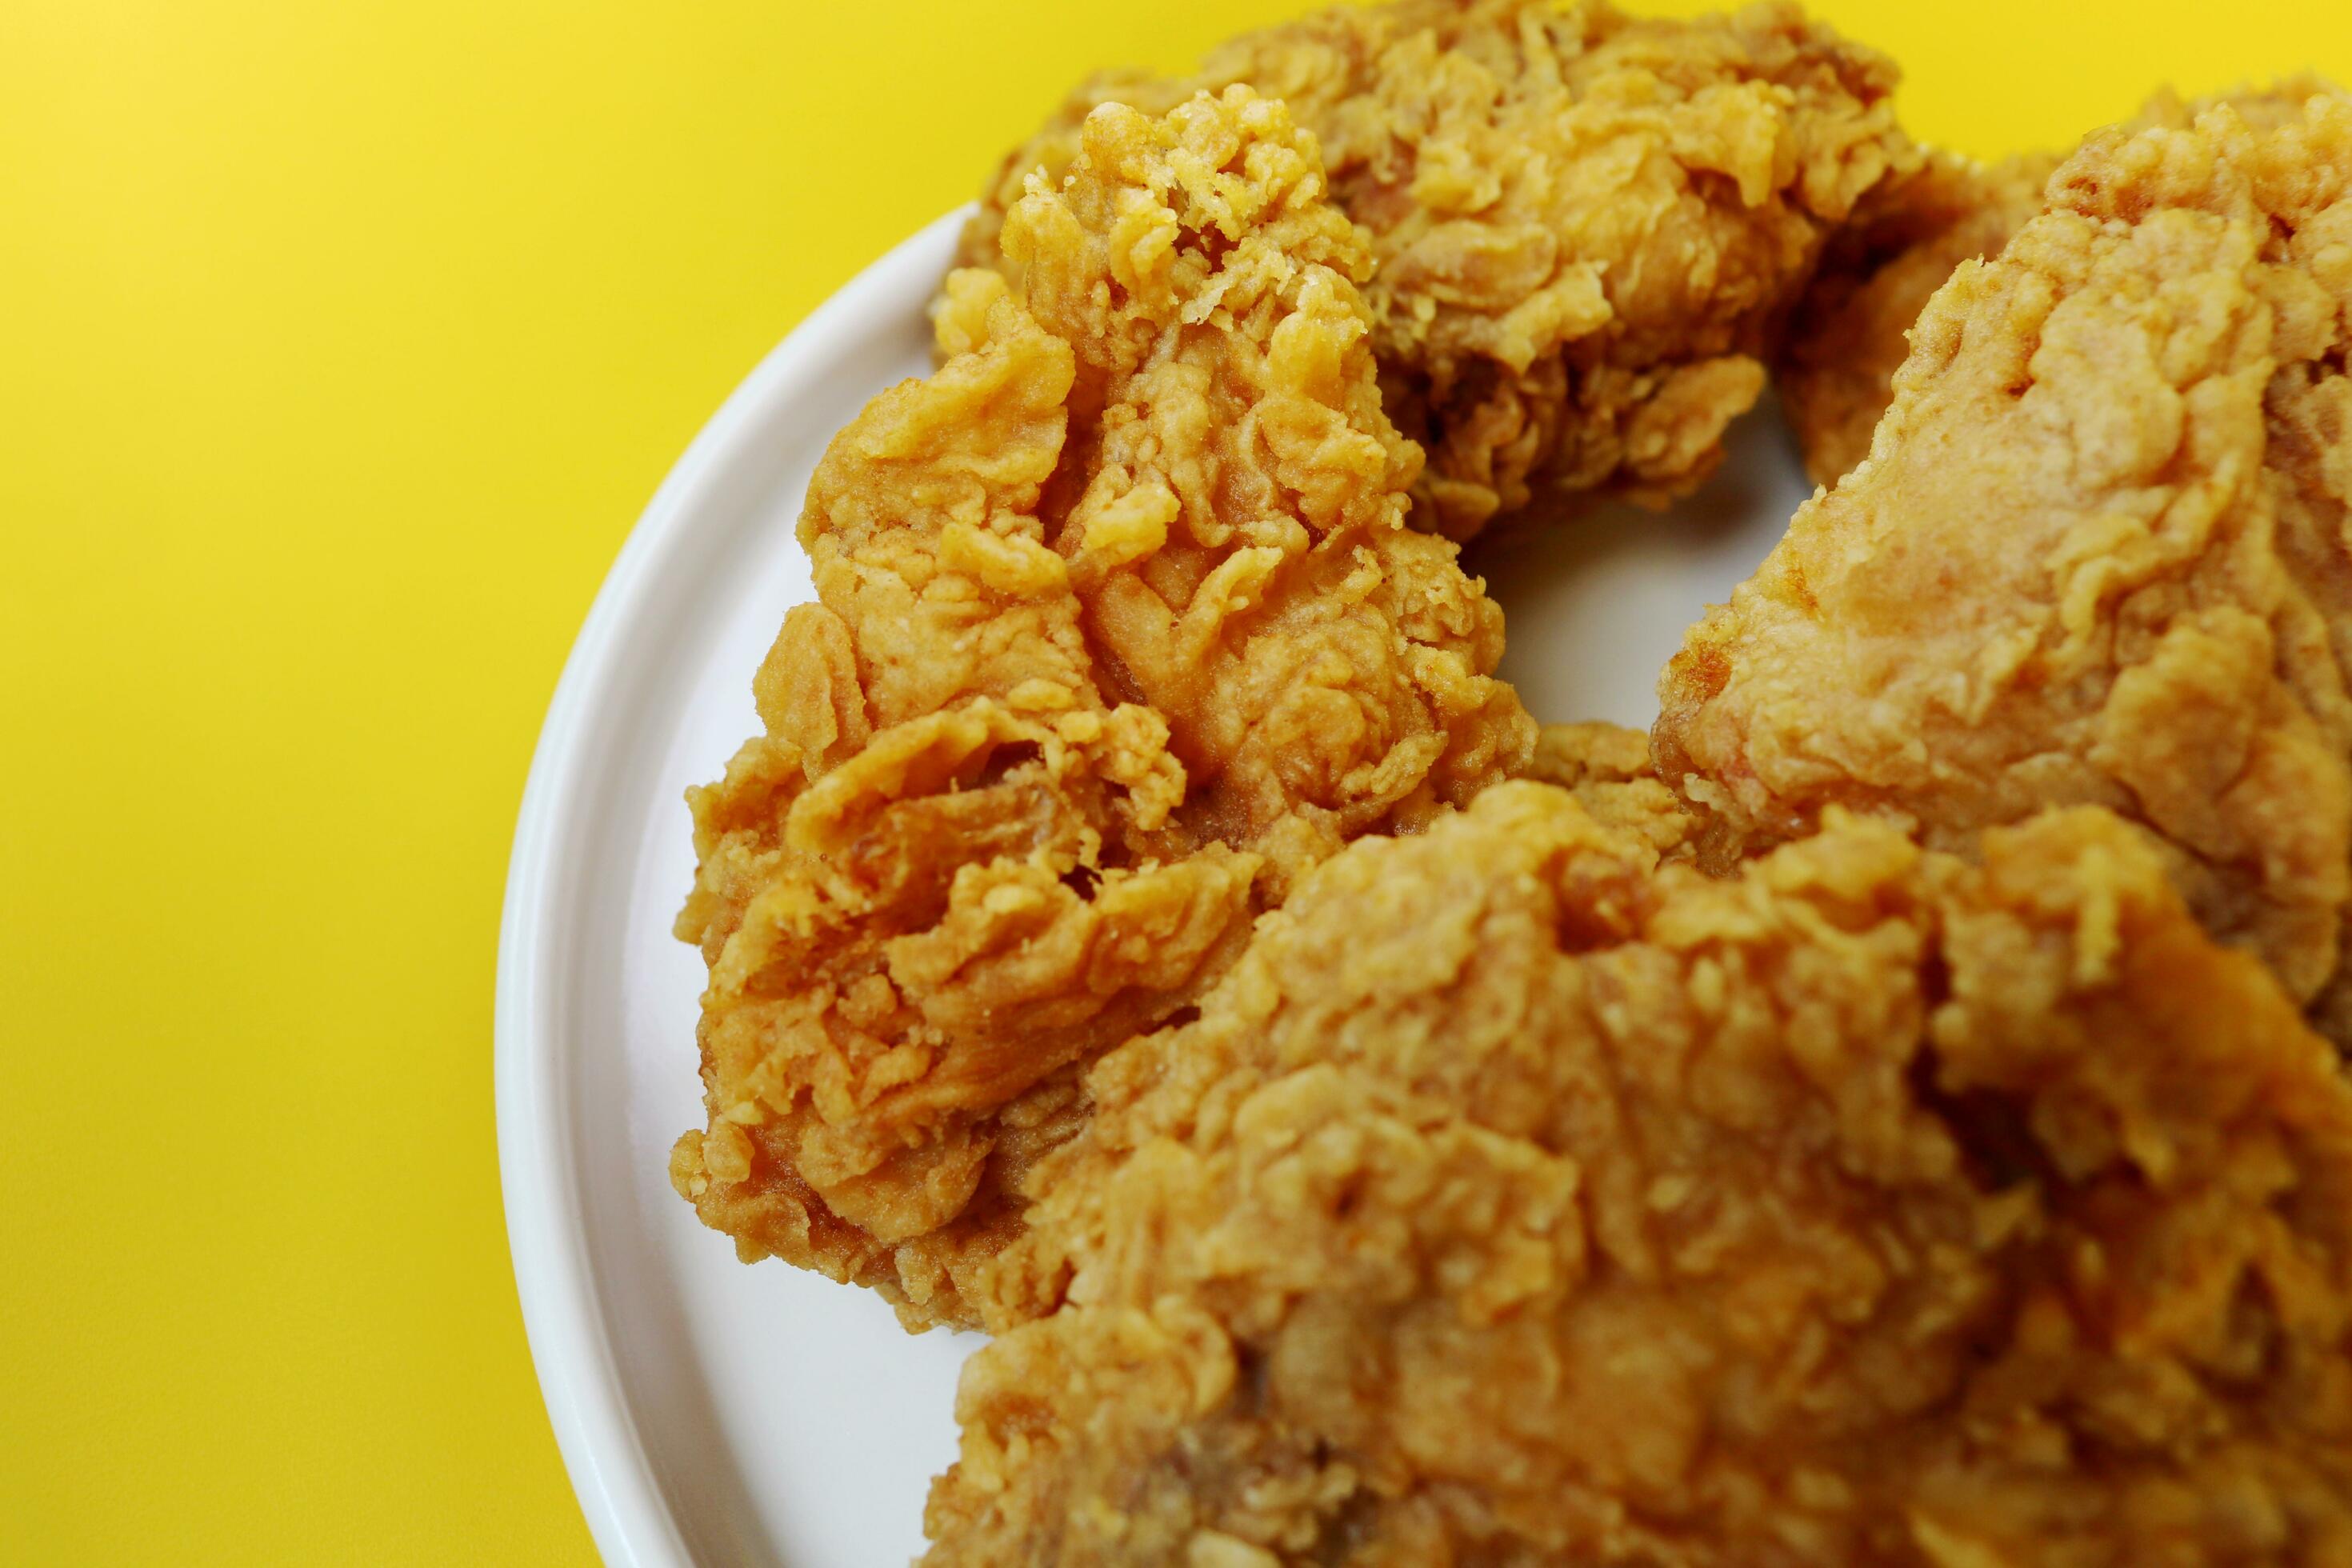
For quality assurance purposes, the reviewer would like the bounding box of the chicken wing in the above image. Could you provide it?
[669,88,1533,1331]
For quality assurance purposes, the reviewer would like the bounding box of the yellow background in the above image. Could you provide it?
[5,0,2348,1560]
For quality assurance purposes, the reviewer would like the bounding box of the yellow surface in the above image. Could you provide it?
[4,0,2348,1560]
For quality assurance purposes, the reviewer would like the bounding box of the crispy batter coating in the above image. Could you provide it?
[1778,150,2056,487]
[670,89,1534,1330]
[1526,719,1702,861]
[1658,98,2352,1024]
[926,782,2352,1566]
[959,0,1916,539]
[1782,82,2338,487]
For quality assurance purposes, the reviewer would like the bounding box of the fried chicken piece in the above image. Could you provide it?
[668,89,1533,1331]
[959,0,1917,540]
[926,782,2352,1566]
[1657,98,2352,1026]
[1782,81,2338,486]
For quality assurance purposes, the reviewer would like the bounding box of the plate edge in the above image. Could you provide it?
[493,205,977,1568]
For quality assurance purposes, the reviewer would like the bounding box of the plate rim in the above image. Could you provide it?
[494,204,977,1568]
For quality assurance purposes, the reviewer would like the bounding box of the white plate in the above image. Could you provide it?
[495,206,1810,1568]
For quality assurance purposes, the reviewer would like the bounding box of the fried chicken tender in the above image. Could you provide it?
[669,88,1533,1331]
[960,0,1917,540]
[1782,81,2338,486]
[926,782,2352,1566]
[1658,98,2352,1026]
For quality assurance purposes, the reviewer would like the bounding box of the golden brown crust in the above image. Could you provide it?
[926,784,2352,1564]
[960,0,1918,538]
[1659,96,2352,1022]
[1778,150,2057,487]
[1525,719,1704,860]
[1780,79,2341,488]
[671,89,1534,1330]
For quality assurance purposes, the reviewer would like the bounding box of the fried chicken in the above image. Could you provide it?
[668,88,1533,1331]
[1657,97,2352,1030]
[959,0,1917,540]
[926,782,2352,1565]
[1781,81,2339,487]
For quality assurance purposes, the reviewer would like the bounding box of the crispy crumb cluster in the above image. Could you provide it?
[962,0,1917,538]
